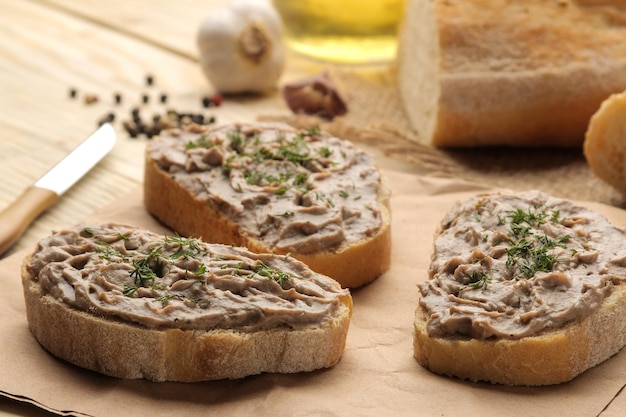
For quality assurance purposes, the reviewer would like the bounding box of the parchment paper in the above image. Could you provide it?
[1,171,625,417]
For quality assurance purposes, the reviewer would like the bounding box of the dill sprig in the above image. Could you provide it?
[129,245,163,286]
[465,271,492,290]
[223,126,334,197]
[252,261,291,286]
[502,206,570,279]
[164,234,205,259]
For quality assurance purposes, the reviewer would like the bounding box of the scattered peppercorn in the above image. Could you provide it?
[123,121,140,138]
[131,107,141,123]
[121,108,216,139]
[97,112,116,126]
[68,74,219,140]
[201,94,223,108]
[212,95,223,106]
[84,94,99,105]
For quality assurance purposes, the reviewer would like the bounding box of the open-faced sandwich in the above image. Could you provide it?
[22,223,352,382]
[415,191,626,385]
[144,122,391,288]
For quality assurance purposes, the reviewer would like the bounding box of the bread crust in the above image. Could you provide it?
[398,0,626,147]
[414,282,626,386]
[143,127,392,288]
[584,90,626,195]
[21,253,353,382]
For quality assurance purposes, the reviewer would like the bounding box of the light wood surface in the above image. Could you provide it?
[0,0,326,260]
[1,1,624,416]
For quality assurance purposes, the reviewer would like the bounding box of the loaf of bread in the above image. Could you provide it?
[415,190,626,385]
[584,90,626,195]
[397,0,626,147]
[144,122,391,288]
[22,223,352,382]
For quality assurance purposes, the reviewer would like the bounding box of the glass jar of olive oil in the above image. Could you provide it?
[272,0,406,65]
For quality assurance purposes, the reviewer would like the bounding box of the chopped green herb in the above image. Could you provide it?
[253,261,291,286]
[465,271,492,290]
[185,134,213,149]
[130,246,163,285]
[500,207,571,279]
[165,235,204,259]
[123,285,138,297]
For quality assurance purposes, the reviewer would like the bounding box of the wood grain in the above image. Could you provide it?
[0,0,311,258]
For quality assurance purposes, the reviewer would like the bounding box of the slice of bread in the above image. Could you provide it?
[21,223,352,382]
[397,0,626,147]
[584,90,626,195]
[144,122,391,288]
[415,190,626,385]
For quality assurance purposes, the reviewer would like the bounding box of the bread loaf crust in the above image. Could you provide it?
[398,0,626,147]
[144,124,392,288]
[584,90,626,195]
[22,251,353,382]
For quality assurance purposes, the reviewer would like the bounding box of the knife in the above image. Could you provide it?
[0,123,116,256]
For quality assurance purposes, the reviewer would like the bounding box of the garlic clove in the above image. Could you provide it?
[197,0,286,95]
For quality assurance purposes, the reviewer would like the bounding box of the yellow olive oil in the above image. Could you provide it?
[272,0,406,65]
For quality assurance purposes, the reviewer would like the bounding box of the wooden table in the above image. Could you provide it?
[2,1,625,416]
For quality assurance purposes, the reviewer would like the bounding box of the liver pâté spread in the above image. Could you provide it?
[25,223,349,331]
[146,122,384,254]
[420,191,626,340]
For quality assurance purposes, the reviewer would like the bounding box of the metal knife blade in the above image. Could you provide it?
[0,123,116,256]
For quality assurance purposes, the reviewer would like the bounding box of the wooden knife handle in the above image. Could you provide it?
[0,186,59,257]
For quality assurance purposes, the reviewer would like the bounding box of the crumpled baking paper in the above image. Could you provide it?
[0,171,624,417]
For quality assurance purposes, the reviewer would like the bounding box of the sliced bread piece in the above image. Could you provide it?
[22,223,352,382]
[415,190,626,385]
[144,122,391,288]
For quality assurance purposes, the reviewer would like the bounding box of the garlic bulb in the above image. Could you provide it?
[197,0,286,94]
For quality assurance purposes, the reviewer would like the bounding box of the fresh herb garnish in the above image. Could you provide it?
[502,206,570,279]
[164,234,205,259]
[94,241,121,260]
[222,127,337,198]
[129,246,163,285]
[252,261,291,286]
[315,192,335,207]
[186,134,214,149]
[123,285,138,297]
[465,271,492,290]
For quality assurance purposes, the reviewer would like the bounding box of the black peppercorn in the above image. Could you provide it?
[192,114,204,124]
